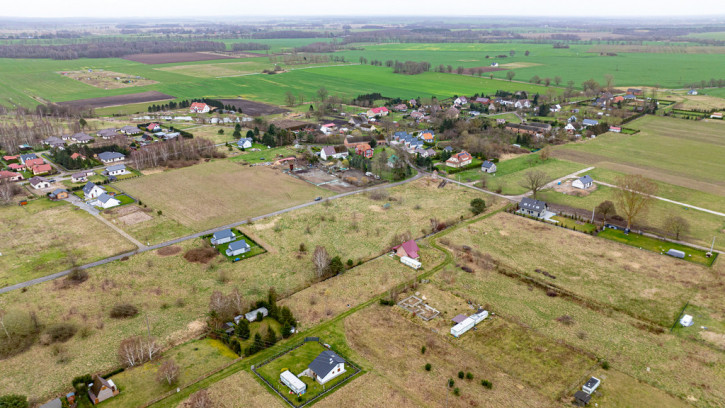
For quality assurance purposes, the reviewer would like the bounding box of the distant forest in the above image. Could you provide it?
[0,40,225,60]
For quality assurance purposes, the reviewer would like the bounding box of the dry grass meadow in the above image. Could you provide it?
[176,370,284,408]
[0,177,491,401]
[117,160,332,232]
[0,199,136,287]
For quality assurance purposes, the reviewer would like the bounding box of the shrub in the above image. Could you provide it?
[72,374,92,393]
[481,379,493,389]
[470,198,487,215]
[448,378,455,388]
[421,345,426,354]
[65,268,88,284]
[466,372,473,380]
[44,323,77,343]
[347,259,353,267]
[0,394,28,408]
[110,304,138,319]
[157,210,162,216]
[453,387,460,396]
[458,371,464,379]
[601,360,610,370]
[424,363,431,371]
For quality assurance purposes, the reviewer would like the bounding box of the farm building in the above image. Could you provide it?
[190,102,211,113]
[688,89,698,95]
[446,151,473,168]
[226,239,251,257]
[519,197,548,218]
[83,182,105,200]
[711,112,723,119]
[245,307,268,322]
[280,370,306,395]
[572,175,593,189]
[393,239,419,259]
[609,126,622,133]
[307,350,346,385]
[481,160,497,173]
[211,229,236,245]
[88,375,119,405]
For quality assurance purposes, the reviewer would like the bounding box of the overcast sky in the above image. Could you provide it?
[2,0,725,19]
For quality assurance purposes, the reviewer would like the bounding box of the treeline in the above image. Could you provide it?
[292,41,338,53]
[0,114,77,154]
[251,30,331,39]
[0,40,225,60]
[684,78,725,89]
[50,143,126,170]
[129,137,221,169]
[393,60,432,75]
[269,53,345,65]
[341,29,522,44]
[146,100,189,112]
[231,42,270,51]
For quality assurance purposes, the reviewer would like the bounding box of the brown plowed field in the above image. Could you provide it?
[214,98,289,116]
[57,91,174,108]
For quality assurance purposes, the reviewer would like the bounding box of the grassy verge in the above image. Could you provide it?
[598,228,716,266]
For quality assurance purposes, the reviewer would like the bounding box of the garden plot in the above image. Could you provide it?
[397,295,440,321]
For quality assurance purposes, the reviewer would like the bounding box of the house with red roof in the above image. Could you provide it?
[8,163,24,171]
[393,240,420,259]
[0,170,23,182]
[32,164,53,175]
[366,106,389,118]
[25,158,45,170]
[190,102,211,113]
[70,152,86,160]
[419,130,435,142]
[3,155,19,162]
[355,143,373,158]
[147,123,161,132]
[446,151,473,168]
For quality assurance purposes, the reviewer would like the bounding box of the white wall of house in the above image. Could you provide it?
[316,363,346,384]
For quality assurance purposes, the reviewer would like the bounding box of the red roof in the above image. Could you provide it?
[25,158,44,167]
[148,123,159,130]
[70,153,85,160]
[3,155,19,161]
[0,170,20,178]
[33,164,52,174]
[190,102,208,110]
[393,239,419,259]
[370,107,389,114]
[449,151,472,162]
[8,163,24,170]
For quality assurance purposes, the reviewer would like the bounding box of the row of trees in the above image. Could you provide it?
[231,42,271,51]
[393,60,432,75]
[0,40,225,60]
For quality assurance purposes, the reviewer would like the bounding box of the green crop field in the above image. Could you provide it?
[553,115,725,196]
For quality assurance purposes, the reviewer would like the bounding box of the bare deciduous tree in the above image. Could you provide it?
[185,389,213,408]
[312,246,330,278]
[519,170,548,198]
[614,175,658,229]
[118,336,160,367]
[539,145,551,161]
[157,359,181,385]
[0,180,20,205]
[664,215,690,240]
[596,200,616,224]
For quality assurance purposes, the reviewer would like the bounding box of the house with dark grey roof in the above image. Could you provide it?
[105,164,128,176]
[29,176,50,190]
[519,197,548,218]
[97,151,125,164]
[237,138,253,149]
[307,350,346,385]
[119,125,141,135]
[211,229,235,245]
[481,160,497,173]
[19,153,38,165]
[71,132,93,143]
[572,175,593,189]
[226,239,251,257]
[82,182,105,200]
[582,119,599,127]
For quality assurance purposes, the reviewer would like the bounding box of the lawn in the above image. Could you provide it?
[117,160,331,232]
[553,115,725,196]
[550,215,597,233]
[0,199,136,287]
[100,339,237,408]
[485,156,585,195]
[229,146,298,163]
[598,228,716,266]
[256,341,358,406]
[212,230,267,261]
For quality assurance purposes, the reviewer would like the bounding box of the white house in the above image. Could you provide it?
[550,104,562,112]
[514,99,531,109]
[280,370,306,395]
[481,160,497,173]
[400,256,421,270]
[688,89,698,95]
[97,151,125,164]
[190,102,211,113]
[237,138,253,149]
[211,229,236,245]
[225,239,251,257]
[92,193,121,209]
[29,176,50,190]
[320,123,337,135]
[451,310,488,337]
[82,182,105,200]
[454,96,468,105]
[307,350,346,385]
[446,151,473,168]
[519,197,548,218]
[320,145,349,161]
[105,164,128,176]
[572,175,594,189]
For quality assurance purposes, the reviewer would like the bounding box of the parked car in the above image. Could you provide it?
[315,197,322,201]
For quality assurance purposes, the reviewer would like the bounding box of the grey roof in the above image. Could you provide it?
[106,164,126,172]
[443,146,453,152]
[578,175,593,185]
[96,193,117,204]
[120,125,140,133]
[98,151,125,161]
[72,172,89,179]
[228,240,251,252]
[97,128,118,137]
[29,176,47,186]
[520,197,547,212]
[44,136,64,144]
[212,229,235,241]
[20,153,38,162]
[51,188,68,196]
[394,131,409,138]
[582,119,599,126]
[82,181,98,194]
[245,307,268,321]
[321,146,335,156]
[308,350,346,379]
[667,249,685,259]
[237,138,253,146]
[73,132,93,141]
[481,160,495,169]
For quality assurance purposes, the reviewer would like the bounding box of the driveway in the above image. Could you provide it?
[65,195,146,249]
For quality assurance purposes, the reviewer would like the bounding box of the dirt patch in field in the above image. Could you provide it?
[183,247,218,264]
[118,211,153,226]
[122,52,234,64]
[214,98,289,116]
[57,91,174,109]
[700,331,725,349]
[61,70,157,89]
[157,246,181,257]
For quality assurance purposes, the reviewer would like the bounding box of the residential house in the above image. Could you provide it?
[414,148,436,158]
[710,112,723,119]
[356,143,373,158]
[82,182,105,200]
[105,164,128,176]
[237,138,253,149]
[393,103,408,112]
[568,115,578,123]
[147,123,161,132]
[688,89,698,95]
[348,115,368,128]
[454,96,468,105]
[49,188,69,200]
[408,98,418,106]
[419,130,435,143]
[393,239,419,259]
[344,135,374,150]
[443,146,454,153]
[392,131,410,143]
[320,145,349,161]
[24,158,45,170]
[320,123,337,135]
[565,123,581,133]
[475,97,490,104]
[88,375,119,405]
[19,153,38,165]
[514,99,531,109]
[92,193,121,209]
[366,106,389,118]
[97,128,120,139]
[32,164,52,175]
[226,239,251,257]
[623,94,636,101]
[0,170,23,182]
[496,118,506,125]
[43,136,66,149]
[245,307,268,322]
[71,171,93,183]
[612,96,624,103]
[119,126,141,135]
[97,151,125,164]
[190,102,211,113]
[211,229,236,245]
[550,104,562,112]
[307,350,346,385]
[71,133,93,144]
[519,197,548,218]
[8,163,24,171]
[29,176,51,189]
[71,152,86,160]
[627,88,643,96]
[410,111,425,121]
[609,126,622,133]
[582,119,599,127]
[359,124,377,133]
[3,155,19,162]
[572,175,593,189]
[481,160,497,173]
[469,110,481,117]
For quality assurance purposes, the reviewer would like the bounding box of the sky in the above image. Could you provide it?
[2,0,725,19]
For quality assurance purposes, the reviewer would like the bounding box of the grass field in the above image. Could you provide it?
[553,115,725,196]
[177,370,284,408]
[117,160,331,231]
[229,146,298,163]
[483,156,585,195]
[0,199,136,287]
[598,228,716,266]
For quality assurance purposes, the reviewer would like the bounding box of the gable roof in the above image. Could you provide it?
[481,160,495,169]
[20,153,38,161]
[309,350,346,379]
[321,146,336,156]
[393,239,419,258]
[106,164,126,172]
[82,182,100,195]
[578,175,593,185]
[72,132,93,141]
[29,176,48,186]
[96,193,119,204]
[98,151,125,161]
[582,119,599,126]
[520,197,547,212]
[90,375,113,397]
[72,171,89,179]
[228,240,251,252]
[212,229,235,241]
[50,188,68,196]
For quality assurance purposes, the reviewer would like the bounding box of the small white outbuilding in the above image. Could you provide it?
[400,256,422,270]
[680,314,693,327]
[280,370,306,395]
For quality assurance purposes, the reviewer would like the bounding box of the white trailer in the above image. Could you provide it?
[582,377,601,394]
[280,370,306,395]
[450,317,475,337]
[400,256,422,270]
[470,310,489,324]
